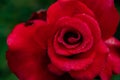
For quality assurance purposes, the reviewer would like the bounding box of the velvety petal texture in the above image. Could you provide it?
[48,0,119,39]
[69,41,109,80]
[79,0,119,39]
[47,0,95,24]
[99,37,120,80]
[7,20,58,80]
[6,0,119,80]
[105,37,120,74]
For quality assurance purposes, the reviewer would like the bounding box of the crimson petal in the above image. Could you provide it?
[47,0,94,24]
[48,40,96,71]
[99,61,112,80]
[53,17,93,56]
[105,37,120,74]
[6,20,57,80]
[79,0,119,39]
[69,41,109,80]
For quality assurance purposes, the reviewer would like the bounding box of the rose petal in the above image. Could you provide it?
[75,14,101,43]
[7,20,49,50]
[105,37,120,74]
[79,0,119,39]
[7,50,57,80]
[56,29,80,49]
[69,41,109,80]
[48,64,65,76]
[53,17,93,56]
[47,0,94,24]
[7,20,57,80]
[99,61,112,80]
[48,39,96,71]
[58,28,81,48]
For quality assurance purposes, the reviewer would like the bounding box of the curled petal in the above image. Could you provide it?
[7,20,57,80]
[79,0,119,39]
[47,0,94,24]
[57,28,81,48]
[48,40,96,71]
[69,41,109,80]
[53,17,93,56]
[105,37,120,74]
[7,20,49,50]
[75,14,101,43]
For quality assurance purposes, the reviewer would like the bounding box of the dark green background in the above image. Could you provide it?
[0,0,119,80]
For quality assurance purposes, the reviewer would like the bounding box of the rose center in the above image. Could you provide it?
[63,31,82,45]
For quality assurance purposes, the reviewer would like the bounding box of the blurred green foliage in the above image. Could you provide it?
[0,0,119,80]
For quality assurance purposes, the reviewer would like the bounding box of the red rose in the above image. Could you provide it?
[6,0,119,80]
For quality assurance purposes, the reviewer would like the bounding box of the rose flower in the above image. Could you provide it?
[6,0,120,80]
